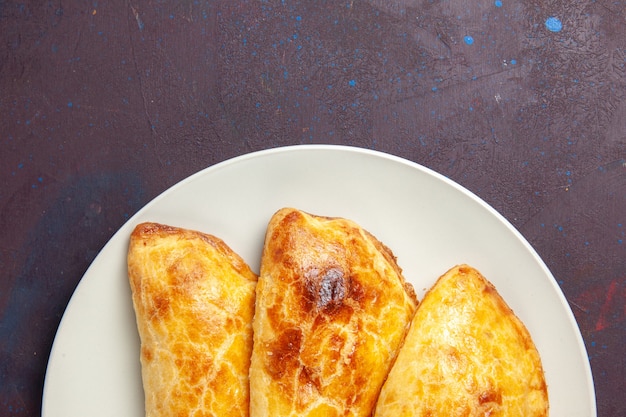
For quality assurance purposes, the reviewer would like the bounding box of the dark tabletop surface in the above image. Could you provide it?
[1,0,624,416]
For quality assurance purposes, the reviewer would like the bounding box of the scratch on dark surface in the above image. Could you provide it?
[392,63,526,106]
[128,2,144,31]
[70,26,82,64]
[125,1,158,144]
[569,299,589,314]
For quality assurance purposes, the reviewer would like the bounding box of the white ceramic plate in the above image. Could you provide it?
[42,145,595,417]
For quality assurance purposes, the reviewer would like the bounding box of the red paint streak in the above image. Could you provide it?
[596,279,617,331]
[574,277,626,332]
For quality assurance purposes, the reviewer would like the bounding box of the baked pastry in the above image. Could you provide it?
[127,222,258,417]
[249,208,418,417]
[374,264,548,417]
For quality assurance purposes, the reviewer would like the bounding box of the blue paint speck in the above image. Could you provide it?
[295,15,302,21]
[510,59,517,65]
[431,86,438,92]
[348,79,356,87]
[67,101,73,108]
[495,0,503,6]
[545,17,563,32]
[464,35,474,45]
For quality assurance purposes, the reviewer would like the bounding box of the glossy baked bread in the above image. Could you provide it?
[127,222,258,417]
[374,264,548,417]
[249,208,418,417]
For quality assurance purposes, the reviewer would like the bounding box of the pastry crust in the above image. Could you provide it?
[374,264,548,417]
[127,222,257,417]
[249,208,418,417]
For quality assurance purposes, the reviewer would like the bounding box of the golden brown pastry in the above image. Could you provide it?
[249,208,418,417]
[127,222,258,417]
[374,264,548,417]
